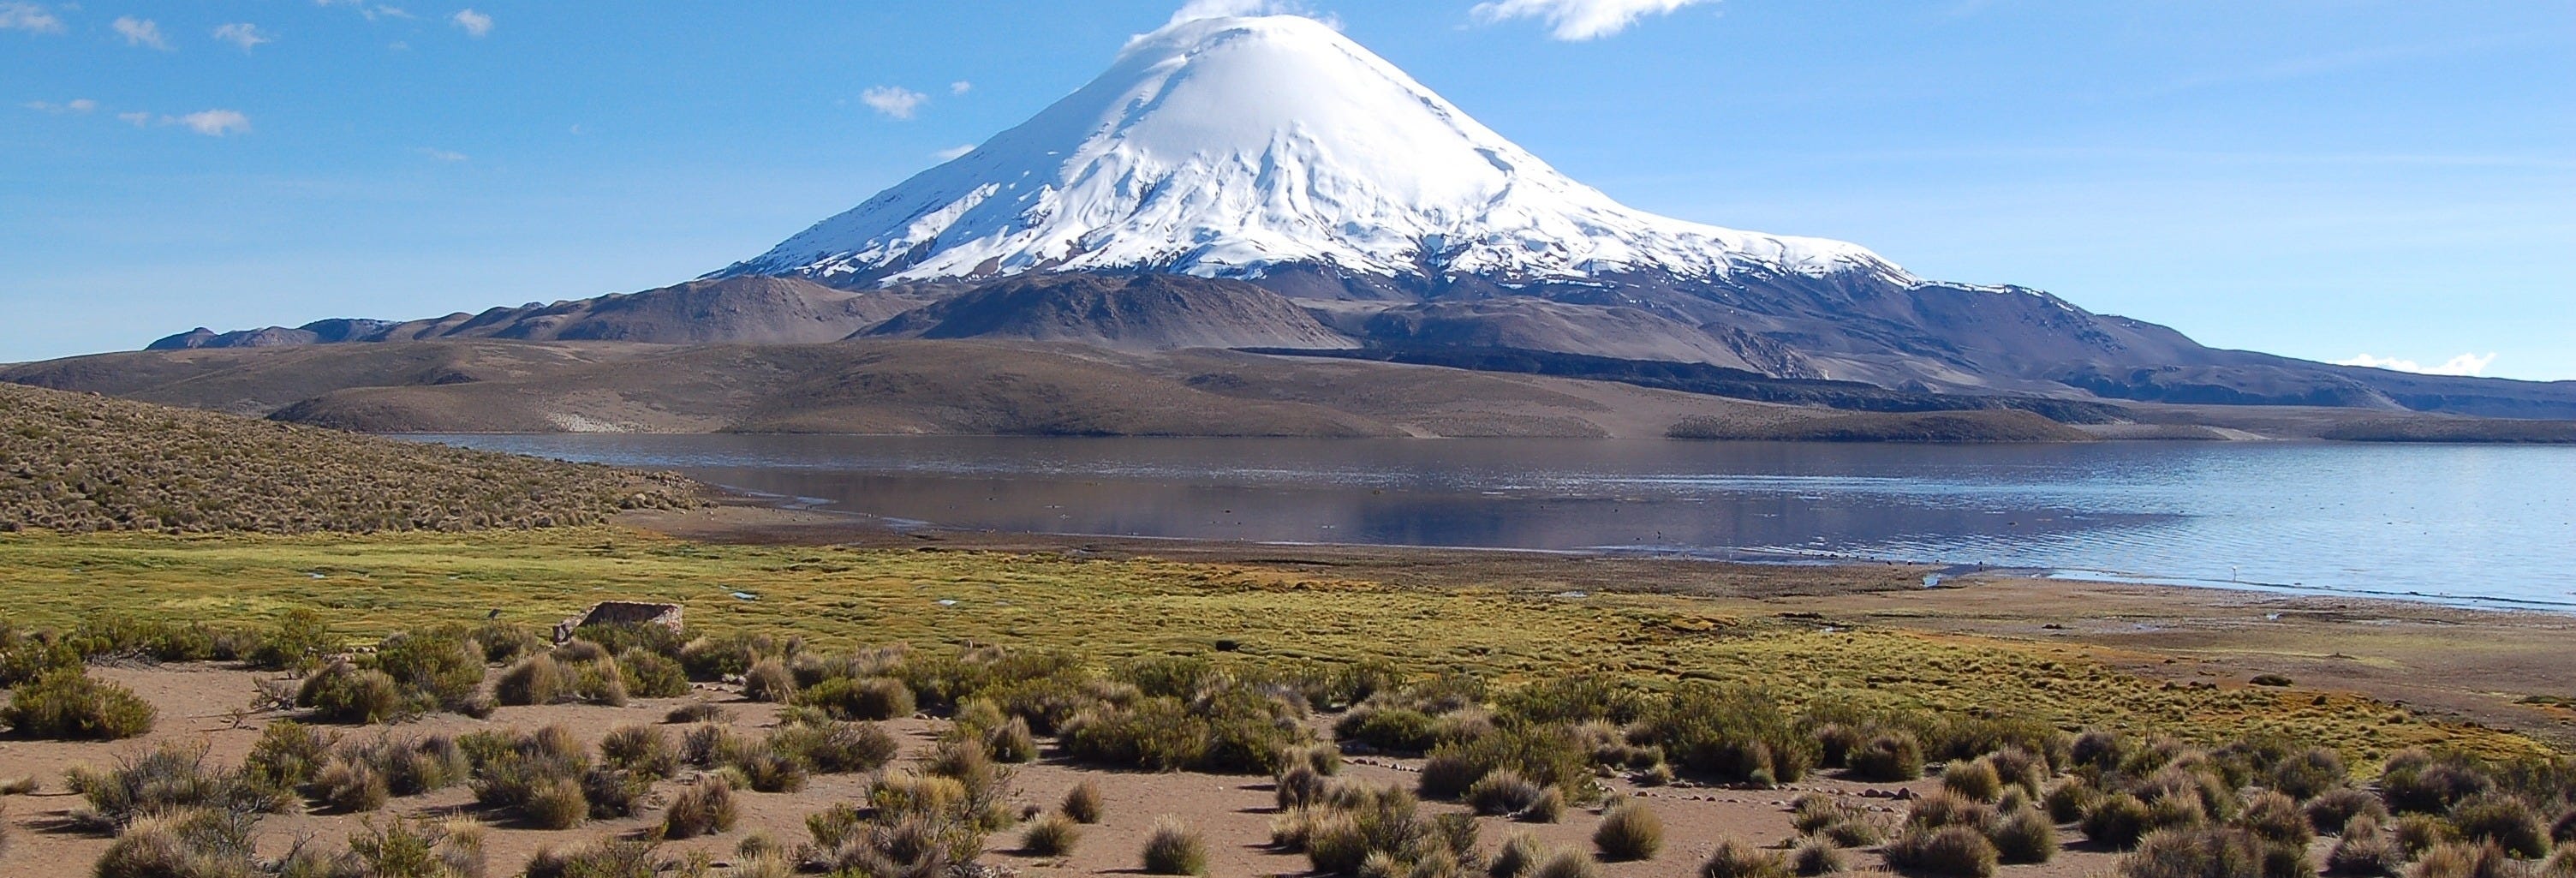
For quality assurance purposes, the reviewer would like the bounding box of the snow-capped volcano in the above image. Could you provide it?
[719,14,1909,289]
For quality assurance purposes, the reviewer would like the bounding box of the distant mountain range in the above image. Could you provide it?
[100,13,2576,424]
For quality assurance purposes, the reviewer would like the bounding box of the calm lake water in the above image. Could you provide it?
[418,435,2576,611]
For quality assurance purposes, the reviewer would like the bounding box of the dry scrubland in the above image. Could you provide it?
[1,528,2573,878]
[0,383,699,534]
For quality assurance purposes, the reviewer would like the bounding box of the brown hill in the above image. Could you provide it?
[1670,409,2097,443]
[0,383,698,535]
[863,273,1357,351]
[149,276,924,350]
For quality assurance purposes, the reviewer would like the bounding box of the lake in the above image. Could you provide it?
[416,435,2576,611]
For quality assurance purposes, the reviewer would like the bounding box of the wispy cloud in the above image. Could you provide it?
[933,144,976,161]
[450,8,492,38]
[114,15,171,50]
[316,0,412,21]
[2336,352,2499,377]
[171,109,252,136]
[24,98,98,113]
[1470,0,1717,40]
[1160,0,1337,30]
[418,147,468,162]
[0,2,64,33]
[212,22,272,52]
[116,111,151,127]
[861,86,928,120]
[950,81,973,96]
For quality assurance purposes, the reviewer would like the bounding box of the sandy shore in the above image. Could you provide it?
[624,500,2576,750]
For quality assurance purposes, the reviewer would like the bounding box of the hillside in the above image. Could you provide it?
[0,383,698,535]
[865,273,1357,351]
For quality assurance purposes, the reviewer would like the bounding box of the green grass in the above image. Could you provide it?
[0,527,2552,763]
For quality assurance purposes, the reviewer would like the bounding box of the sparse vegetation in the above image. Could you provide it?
[1701,837,1791,878]
[1022,812,1082,857]
[664,776,740,839]
[1141,817,1208,875]
[1064,780,1105,824]
[1592,798,1664,861]
[0,381,696,535]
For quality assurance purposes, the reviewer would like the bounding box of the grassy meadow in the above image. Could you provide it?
[0,525,2548,766]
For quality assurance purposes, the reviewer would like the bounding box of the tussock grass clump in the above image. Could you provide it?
[2118,827,2311,878]
[599,724,679,779]
[1700,837,1792,878]
[1465,769,1545,816]
[1885,826,2000,878]
[2328,815,2405,877]
[1943,758,2006,802]
[1533,849,1603,878]
[316,760,391,812]
[2406,842,2515,878]
[1788,837,1844,877]
[2241,790,2316,848]
[1849,732,1923,781]
[1592,799,1664,861]
[1522,786,1566,823]
[742,658,796,702]
[523,838,680,878]
[988,716,1040,764]
[0,774,36,795]
[1143,818,1210,869]
[767,720,900,774]
[2395,815,2460,856]
[1489,832,1547,878]
[2541,848,2576,878]
[1992,807,2060,864]
[663,776,739,839]
[617,648,689,698]
[2554,807,2576,845]
[2445,794,2549,857]
[2268,747,2350,800]
[299,661,408,725]
[1063,780,1104,824]
[1908,791,2000,833]
[3,666,156,739]
[1021,812,1082,857]
[2310,787,2391,834]
[92,808,261,878]
[522,775,588,829]
[665,702,731,725]
[462,725,593,827]
[2382,750,2493,815]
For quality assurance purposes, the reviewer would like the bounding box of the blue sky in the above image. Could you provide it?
[3,0,2570,379]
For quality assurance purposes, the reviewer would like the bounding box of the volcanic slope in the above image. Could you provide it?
[0,382,697,534]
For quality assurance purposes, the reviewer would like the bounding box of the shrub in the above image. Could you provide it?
[68,739,291,832]
[2310,787,2391,834]
[665,702,731,725]
[2394,815,2459,855]
[1886,826,1999,878]
[1701,837,1792,878]
[801,676,913,720]
[771,720,901,774]
[1064,780,1104,823]
[332,815,487,878]
[664,777,738,839]
[2406,843,2515,878]
[1023,812,1082,857]
[298,662,408,725]
[617,648,689,698]
[599,725,678,779]
[1278,764,1330,811]
[370,628,486,712]
[2328,816,2405,877]
[1943,758,2005,802]
[2242,791,2316,848]
[1850,732,1923,782]
[1338,707,1444,755]
[2047,777,2102,823]
[1419,724,1590,800]
[2086,792,2158,849]
[1593,799,1664,861]
[742,659,796,702]
[734,747,810,793]
[469,621,543,663]
[3,666,156,739]
[1637,684,1810,784]
[1064,697,1213,772]
[522,839,675,878]
[1813,724,1864,770]
[1142,816,1209,875]
[242,720,332,791]
[2073,729,2130,773]
[2447,794,2548,857]
[1466,770,1545,816]
[247,608,337,672]
[1957,807,2038,865]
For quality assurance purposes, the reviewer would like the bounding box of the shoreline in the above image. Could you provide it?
[618,494,2576,749]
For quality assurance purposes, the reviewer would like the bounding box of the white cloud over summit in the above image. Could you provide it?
[1471,0,1717,40]
[2335,352,2498,377]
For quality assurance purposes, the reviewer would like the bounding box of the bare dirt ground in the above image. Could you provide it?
[0,662,2146,878]
[628,502,2576,749]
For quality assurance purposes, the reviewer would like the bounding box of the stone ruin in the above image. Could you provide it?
[553,600,685,643]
